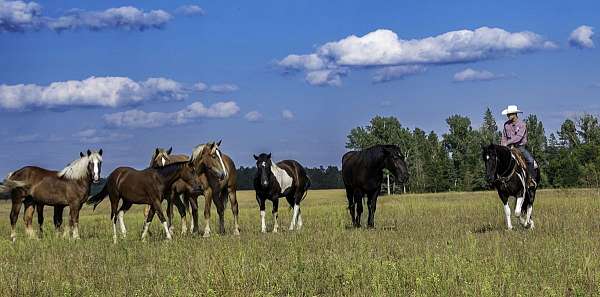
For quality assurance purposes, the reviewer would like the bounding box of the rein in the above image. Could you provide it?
[493,153,518,189]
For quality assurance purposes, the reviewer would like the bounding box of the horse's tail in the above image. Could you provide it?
[0,172,28,199]
[300,175,311,203]
[87,184,108,210]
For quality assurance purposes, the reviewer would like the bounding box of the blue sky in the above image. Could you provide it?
[0,0,598,174]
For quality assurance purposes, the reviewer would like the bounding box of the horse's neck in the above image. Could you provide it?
[498,148,514,173]
[156,163,182,185]
[366,149,386,174]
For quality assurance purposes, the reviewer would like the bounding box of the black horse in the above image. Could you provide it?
[342,144,409,228]
[253,153,310,233]
[482,144,540,230]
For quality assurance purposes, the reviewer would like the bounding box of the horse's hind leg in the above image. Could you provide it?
[189,195,199,235]
[141,206,155,241]
[215,190,226,235]
[229,189,240,235]
[53,206,65,237]
[289,194,301,231]
[109,198,119,244]
[9,196,23,242]
[36,204,44,235]
[23,201,36,239]
[524,190,536,229]
[117,201,132,238]
[173,193,188,235]
[354,191,364,228]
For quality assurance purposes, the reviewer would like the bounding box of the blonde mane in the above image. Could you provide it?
[191,144,207,162]
[58,153,102,180]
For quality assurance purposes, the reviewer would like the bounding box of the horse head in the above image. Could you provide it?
[150,147,172,168]
[482,143,502,185]
[80,149,103,183]
[382,145,409,183]
[253,153,272,189]
[191,141,226,181]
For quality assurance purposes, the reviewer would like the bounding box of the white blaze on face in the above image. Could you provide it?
[92,159,100,181]
[215,149,227,178]
[271,163,293,194]
[161,157,166,167]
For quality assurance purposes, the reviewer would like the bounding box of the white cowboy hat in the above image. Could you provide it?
[501,105,522,115]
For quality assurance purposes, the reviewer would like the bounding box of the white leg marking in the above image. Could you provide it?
[260,210,266,233]
[503,203,513,230]
[72,223,80,239]
[118,211,126,236]
[10,226,16,243]
[203,218,211,237]
[525,205,533,228]
[289,205,300,231]
[113,220,118,244]
[162,221,172,240]
[141,220,151,241]
[515,197,524,217]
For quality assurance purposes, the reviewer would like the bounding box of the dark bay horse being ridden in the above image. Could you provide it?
[342,145,409,228]
[189,141,240,237]
[253,153,310,233]
[482,144,540,230]
[87,160,201,243]
[0,150,103,241]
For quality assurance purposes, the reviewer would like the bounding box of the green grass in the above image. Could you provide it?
[0,189,599,296]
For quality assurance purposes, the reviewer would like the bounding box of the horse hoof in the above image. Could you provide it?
[202,232,211,238]
[233,229,240,236]
[261,229,266,234]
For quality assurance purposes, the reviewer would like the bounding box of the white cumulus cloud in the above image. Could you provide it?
[73,128,131,143]
[453,68,506,82]
[104,101,240,128]
[0,76,187,110]
[0,1,173,32]
[569,25,594,49]
[278,27,555,86]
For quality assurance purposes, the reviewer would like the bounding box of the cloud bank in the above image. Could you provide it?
[0,1,205,32]
[278,27,555,86]
[104,101,240,128]
[453,68,506,82]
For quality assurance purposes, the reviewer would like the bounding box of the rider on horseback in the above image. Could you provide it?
[501,105,537,188]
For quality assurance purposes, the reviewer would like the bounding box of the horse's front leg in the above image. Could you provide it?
[271,198,279,233]
[23,202,36,239]
[500,195,512,230]
[366,190,379,228]
[202,186,213,238]
[257,195,267,233]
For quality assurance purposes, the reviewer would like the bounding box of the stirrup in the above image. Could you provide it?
[527,179,537,188]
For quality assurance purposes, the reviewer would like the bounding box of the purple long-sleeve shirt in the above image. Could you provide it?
[502,119,528,146]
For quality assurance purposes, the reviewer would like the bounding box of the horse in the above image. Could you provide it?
[147,147,201,235]
[189,141,240,237]
[86,159,204,243]
[482,144,540,230]
[342,144,409,228]
[253,153,310,233]
[0,149,103,241]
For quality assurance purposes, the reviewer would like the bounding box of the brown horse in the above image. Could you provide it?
[87,158,208,243]
[190,141,240,237]
[0,150,103,241]
[147,147,200,235]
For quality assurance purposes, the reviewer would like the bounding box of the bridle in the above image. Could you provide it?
[489,150,518,189]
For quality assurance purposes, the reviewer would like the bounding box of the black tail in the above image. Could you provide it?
[87,184,108,210]
[300,175,311,202]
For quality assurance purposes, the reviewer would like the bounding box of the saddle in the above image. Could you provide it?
[510,147,537,188]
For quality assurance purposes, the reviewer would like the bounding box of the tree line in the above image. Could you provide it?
[237,109,600,193]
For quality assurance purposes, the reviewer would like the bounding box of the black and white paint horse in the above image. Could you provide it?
[482,144,540,230]
[342,145,409,228]
[253,153,310,233]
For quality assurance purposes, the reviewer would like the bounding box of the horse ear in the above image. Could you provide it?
[167,147,172,155]
[98,149,103,156]
[155,148,160,155]
[267,153,272,159]
[217,140,222,146]
[253,154,259,160]
[80,152,85,158]
[87,149,92,156]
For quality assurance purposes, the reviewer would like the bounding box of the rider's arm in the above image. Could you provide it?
[505,122,526,146]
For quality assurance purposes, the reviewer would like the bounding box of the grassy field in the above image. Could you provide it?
[0,188,599,296]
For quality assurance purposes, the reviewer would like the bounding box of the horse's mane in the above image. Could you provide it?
[58,153,102,180]
[191,144,206,162]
